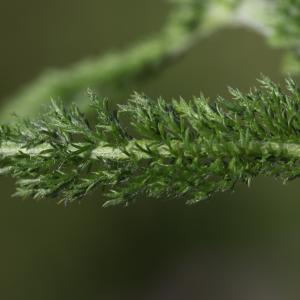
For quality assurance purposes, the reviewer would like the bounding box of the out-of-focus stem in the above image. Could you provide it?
[0,1,236,121]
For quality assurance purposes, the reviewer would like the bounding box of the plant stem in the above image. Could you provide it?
[0,1,236,121]
[2,140,300,162]
[230,0,274,37]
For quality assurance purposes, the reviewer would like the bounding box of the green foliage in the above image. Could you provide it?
[1,0,300,209]
[273,0,300,47]
[1,77,300,206]
[272,0,300,74]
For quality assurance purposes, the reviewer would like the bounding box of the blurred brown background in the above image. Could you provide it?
[0,1,300,299]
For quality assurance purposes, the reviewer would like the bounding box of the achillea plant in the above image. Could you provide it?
[1,77,300,206]
[1,0,300,205]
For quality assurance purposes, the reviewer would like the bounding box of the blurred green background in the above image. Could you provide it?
[0,0,300,299]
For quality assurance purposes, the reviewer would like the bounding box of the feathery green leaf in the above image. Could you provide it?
[1,77,300,206]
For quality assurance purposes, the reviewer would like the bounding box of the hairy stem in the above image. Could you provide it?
[1,77,300,205]
[1,140,300,161]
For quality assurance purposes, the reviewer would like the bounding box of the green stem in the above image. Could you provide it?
[0,1,235,121]
[1,140,300,161]
[1,0,298,122]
